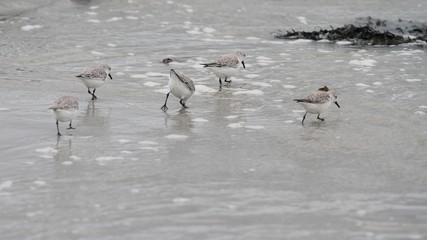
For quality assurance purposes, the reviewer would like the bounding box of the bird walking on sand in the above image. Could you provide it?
[161,69,195,111]
[201,51,246,90]
[294,86,340,125]
[50,96,79,136]
[76,64,112,100]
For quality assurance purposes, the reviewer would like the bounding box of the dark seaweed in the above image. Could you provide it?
[274,18,427,46]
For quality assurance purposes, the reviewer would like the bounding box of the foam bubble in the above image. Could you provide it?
[406,79,421,82]
[244,74,260,79]
[288,39,313,44]
[336,41,352,45]
[146,72,168,77]
[87,19,100,23]
[91,51,106,56]
[33,181,46,186]
[349,59,377,67]
[233,89,264,96]
[96,156,123,161]
[257,56,271,61]
[297,16,307,25]
[195,85,216,93]
[138,141,159,145]
[106,17,123,22]
[165,134,188,140]
[224,115,238,119]
[21,25,42,31]
[283,84,297,89]
[118,139,131,144]
[373,82,382,86]
[144,81,161,87]
[173,197,191,204]
[85,11,97,15]
[245,125,265,130]
[130,74,147,79]
[250,82,272,87]
[227,122,244,129]
[139,147,159,151]
[62,161,73,166]
[155,89,170,94]
[356,210,367,217]
[70,155,81,160]
[356,83,370,88]
[0,181,13,191]
[192,118,209,123]
[126,16,139,20]
[246,37,260,40]
[107,43,117,47]
[203,27,215,33]
[187,30,201,35]
[130,189,140,193]
[293,110,305,113]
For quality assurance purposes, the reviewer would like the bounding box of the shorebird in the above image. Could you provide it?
[201,51,246,90]
[76,64,112,100]
[161,69,196,111]
[294,86,340,125]
[50,96,79,136]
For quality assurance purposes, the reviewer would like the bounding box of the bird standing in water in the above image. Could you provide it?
[201,51,246,90]
[76,64,112,100]
[50,96,79,136]
[294,86,340,125]
[161,69,196,111]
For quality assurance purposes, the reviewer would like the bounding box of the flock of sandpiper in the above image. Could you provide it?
[50,50,340,136]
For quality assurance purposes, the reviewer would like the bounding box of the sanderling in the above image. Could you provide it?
[161,69,195,111]
[294,86,340,125]
[76,64,112,100]
[50,96,79,136]
[201,50,246,90]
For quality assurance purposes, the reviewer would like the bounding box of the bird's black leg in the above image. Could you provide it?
[301,113,307,125]
[88,88,97,100]
[317,114,325,121]
[218,78,222,91]
[56,120,61,136]
[67,121,75,130]
[161,92,170,111]
[224,77,232,83]
[179,99,187,108]
[92,88,97,100]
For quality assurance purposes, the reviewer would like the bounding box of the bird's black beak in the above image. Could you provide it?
[108,73,113,80]
[335,101,340,108]
[241,61,245,68]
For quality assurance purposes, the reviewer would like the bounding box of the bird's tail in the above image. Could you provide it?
[201,63,216,68]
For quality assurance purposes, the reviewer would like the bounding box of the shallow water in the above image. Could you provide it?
[1,0,427,239]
